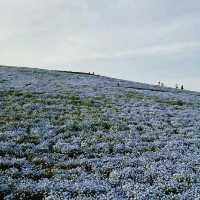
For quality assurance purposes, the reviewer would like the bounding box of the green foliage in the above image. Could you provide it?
[69,120,83,131]
[0,162,12,170]
[126,90,190,106]
[102,121,112,130]
[0,79,7,83]
[0,88,33,98]
[127,91,144,100]
[58,161,81,170]
[16,133,40,145]
[156,98,190,106]
[13,191,46,200]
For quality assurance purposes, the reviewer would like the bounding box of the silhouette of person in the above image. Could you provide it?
[181,85,184,90]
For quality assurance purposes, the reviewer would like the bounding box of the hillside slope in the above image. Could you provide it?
[0,66,200,199]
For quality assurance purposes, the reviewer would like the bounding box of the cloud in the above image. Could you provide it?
[0,0,200,90]
[75,41,200,62]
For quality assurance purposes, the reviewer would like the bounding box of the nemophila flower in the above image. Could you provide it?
[1,67,200,199]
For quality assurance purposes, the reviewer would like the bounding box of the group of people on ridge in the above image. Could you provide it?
[158,81,184,90]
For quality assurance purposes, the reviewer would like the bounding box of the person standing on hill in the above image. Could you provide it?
[181,85,184,90]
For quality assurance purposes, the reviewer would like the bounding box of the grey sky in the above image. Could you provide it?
[0,0,200,91]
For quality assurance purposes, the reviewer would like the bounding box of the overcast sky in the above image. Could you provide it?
[0,0,200,91]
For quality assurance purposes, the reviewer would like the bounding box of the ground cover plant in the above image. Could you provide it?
[0,66,200,199]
